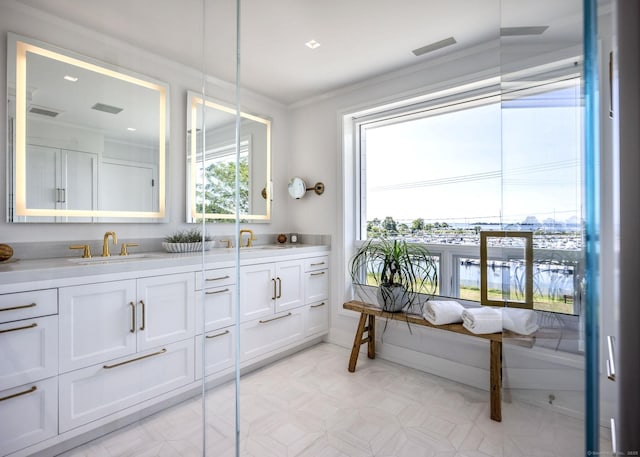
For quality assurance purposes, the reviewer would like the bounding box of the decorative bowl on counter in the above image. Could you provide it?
[161,241,215,253]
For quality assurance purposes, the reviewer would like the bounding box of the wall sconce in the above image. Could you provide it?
[287,177,325,199]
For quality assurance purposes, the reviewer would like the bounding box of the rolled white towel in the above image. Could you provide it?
[423,300,464,325]
[461,307,502,334]
[502,307,538,335]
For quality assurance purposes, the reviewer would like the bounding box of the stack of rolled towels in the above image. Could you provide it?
[422,300,538,335]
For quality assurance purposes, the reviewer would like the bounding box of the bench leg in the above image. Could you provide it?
[490,340,502,422]
[348,313,368,372]
[367,315,376,359]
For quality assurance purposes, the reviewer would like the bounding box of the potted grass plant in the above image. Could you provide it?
[162,228,213,253]
[349,238,438,312]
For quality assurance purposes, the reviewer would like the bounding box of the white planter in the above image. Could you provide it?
[162,241,214,253]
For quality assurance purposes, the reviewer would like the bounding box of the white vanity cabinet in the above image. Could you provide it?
[195,266,236,378]
[303,256,330,338]
[0,245,330,455]
[0,289,59,456]
[59,273,195,372]
[239,259,304,321]
[238,256,326,362]
[58,272,195,432]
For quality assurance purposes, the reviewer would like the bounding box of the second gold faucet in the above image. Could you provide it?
[239,229,256,247]
[102,231,118,257]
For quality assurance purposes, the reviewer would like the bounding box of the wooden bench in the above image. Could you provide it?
[343,300,505,422]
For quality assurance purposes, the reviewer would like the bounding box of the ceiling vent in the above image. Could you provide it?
[412,37,457,57]
[91,102,123,114]
[500,26,549,36]
[29,105,61,117]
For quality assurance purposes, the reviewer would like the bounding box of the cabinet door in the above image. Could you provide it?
[239,263,275,322]
[0,315,58,391]
[0,377,58,456]
[59,339,193,432]
[275,260,304,313]
[59,280,137,373]
[136,273,195,351]
[196,285,236,334]
[305,268,329,304]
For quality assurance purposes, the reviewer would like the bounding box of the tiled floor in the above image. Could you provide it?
[59,343,607,457]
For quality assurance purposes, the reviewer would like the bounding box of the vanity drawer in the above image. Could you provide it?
[0,315,58,391]
[195,267,236,290]
[239,309,304,362]
[195,327,236,379]
[304,301,329,338]
[196,285,236,333]
[0,289,57,323]
[59,338,194,432]
[304,256,329,272]
[0,377,58,456]
[305,268,329,304]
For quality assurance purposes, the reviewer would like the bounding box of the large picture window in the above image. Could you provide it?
[355,74,582,315]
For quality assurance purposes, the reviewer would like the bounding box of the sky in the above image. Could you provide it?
[363,85,582,226]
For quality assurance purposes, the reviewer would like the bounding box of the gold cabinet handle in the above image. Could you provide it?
[206,275,230,282]
[259,312,292,324]
[276,277,282,299]
[206,329,230,339]
[0,322,37,334]
[0,385,37,402]
[271,278,277,300]
[129,302,136,333]
[310,262,325,266]
[310,271,326,276]
[206,288,230,295]
[0,302,36,312]
[103,348,167,369]
[139,300,146,331]
[310,302,326,308]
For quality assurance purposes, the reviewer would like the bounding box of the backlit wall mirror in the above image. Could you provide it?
[186,91,271,222]
[6,33,168,223]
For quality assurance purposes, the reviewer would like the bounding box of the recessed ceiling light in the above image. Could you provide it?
[127,127,137,132]
[305,39,321,50]
[63,75,78,82]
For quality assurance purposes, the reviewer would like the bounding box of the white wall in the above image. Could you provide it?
[0,1,291,244]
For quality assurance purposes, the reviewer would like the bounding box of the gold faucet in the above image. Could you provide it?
[102,231,118,257]
[239,229,256,247]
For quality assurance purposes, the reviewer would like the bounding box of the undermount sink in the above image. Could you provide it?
[240,245,290,250]
[67,253,153,265]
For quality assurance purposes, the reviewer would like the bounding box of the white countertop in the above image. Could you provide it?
[0,244,330,292]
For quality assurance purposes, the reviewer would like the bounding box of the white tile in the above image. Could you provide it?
[58,343,592,457]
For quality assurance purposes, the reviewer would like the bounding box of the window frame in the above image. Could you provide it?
[350,67,584,316]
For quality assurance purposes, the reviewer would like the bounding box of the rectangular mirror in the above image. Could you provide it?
[6,33,168,222]
[186,91,271,222]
